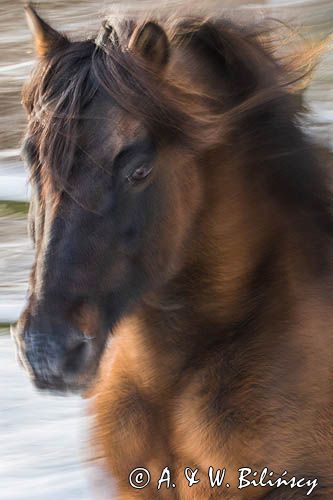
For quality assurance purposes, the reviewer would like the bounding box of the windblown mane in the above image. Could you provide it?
[22,16,333,242]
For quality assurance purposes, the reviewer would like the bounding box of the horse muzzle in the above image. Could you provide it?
[11,315,101,393]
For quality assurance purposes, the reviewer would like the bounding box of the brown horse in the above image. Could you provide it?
[12,3,332,499]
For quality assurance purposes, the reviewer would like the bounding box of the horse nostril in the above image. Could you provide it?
[62,340,88,375]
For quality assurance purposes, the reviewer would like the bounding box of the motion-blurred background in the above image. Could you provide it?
[0,1,332,499]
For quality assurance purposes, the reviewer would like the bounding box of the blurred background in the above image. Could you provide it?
[0,1,332,499]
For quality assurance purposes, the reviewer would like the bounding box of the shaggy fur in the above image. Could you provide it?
[14,5,333,499]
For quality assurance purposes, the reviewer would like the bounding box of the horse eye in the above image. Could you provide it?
[128,164,153,183]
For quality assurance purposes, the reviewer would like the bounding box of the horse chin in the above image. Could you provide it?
[33,378,88,395]
[31,365,100,396]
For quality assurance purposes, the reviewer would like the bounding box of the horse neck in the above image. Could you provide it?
[127,148,278,392]
[129,128,333,395]
[146,134,331,338]
[181,146,281,325]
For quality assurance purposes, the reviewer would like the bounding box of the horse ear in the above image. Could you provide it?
[25,3,67,57]
[128,22,169,71]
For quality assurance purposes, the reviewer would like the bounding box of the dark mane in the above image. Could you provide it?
[22,16,333,239]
